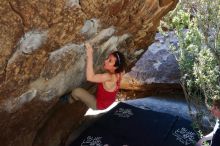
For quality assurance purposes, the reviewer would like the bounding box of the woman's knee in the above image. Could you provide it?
[71,88,84,97]
[72,88,97,109]
[71,88,87,97]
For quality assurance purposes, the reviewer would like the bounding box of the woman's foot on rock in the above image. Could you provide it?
[60,94,76,104]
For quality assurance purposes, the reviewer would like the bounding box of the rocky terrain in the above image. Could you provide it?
[0,0,178,146]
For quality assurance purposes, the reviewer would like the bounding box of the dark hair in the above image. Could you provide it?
[111,51,126,73]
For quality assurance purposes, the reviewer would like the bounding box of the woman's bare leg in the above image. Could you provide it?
[71,88,96,110]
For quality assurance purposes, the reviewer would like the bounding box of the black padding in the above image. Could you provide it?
[70,102,199,146]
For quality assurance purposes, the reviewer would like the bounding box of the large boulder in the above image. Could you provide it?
[0,0,178,146]
[121,31,182,97]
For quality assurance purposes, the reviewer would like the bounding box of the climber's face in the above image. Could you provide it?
[103,54,117,73]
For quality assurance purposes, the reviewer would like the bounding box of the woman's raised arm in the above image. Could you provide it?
[85,43,111,83]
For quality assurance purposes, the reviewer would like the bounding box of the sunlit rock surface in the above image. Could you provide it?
[0,0,178,146]
[121,31,182,95]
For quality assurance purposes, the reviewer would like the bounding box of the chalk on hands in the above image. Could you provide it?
[85,42,92,49]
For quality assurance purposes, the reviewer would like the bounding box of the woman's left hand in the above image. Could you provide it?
[85,43,93,57]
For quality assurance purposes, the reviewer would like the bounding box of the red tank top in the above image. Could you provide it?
[96,82,119,110]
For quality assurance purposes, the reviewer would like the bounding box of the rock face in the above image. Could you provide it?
[0,0,178,146]
[121,31,182,96]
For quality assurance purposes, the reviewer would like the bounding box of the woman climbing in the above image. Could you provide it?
[70,43,126,110]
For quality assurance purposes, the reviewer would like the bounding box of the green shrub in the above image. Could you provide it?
[160,0,220,130]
